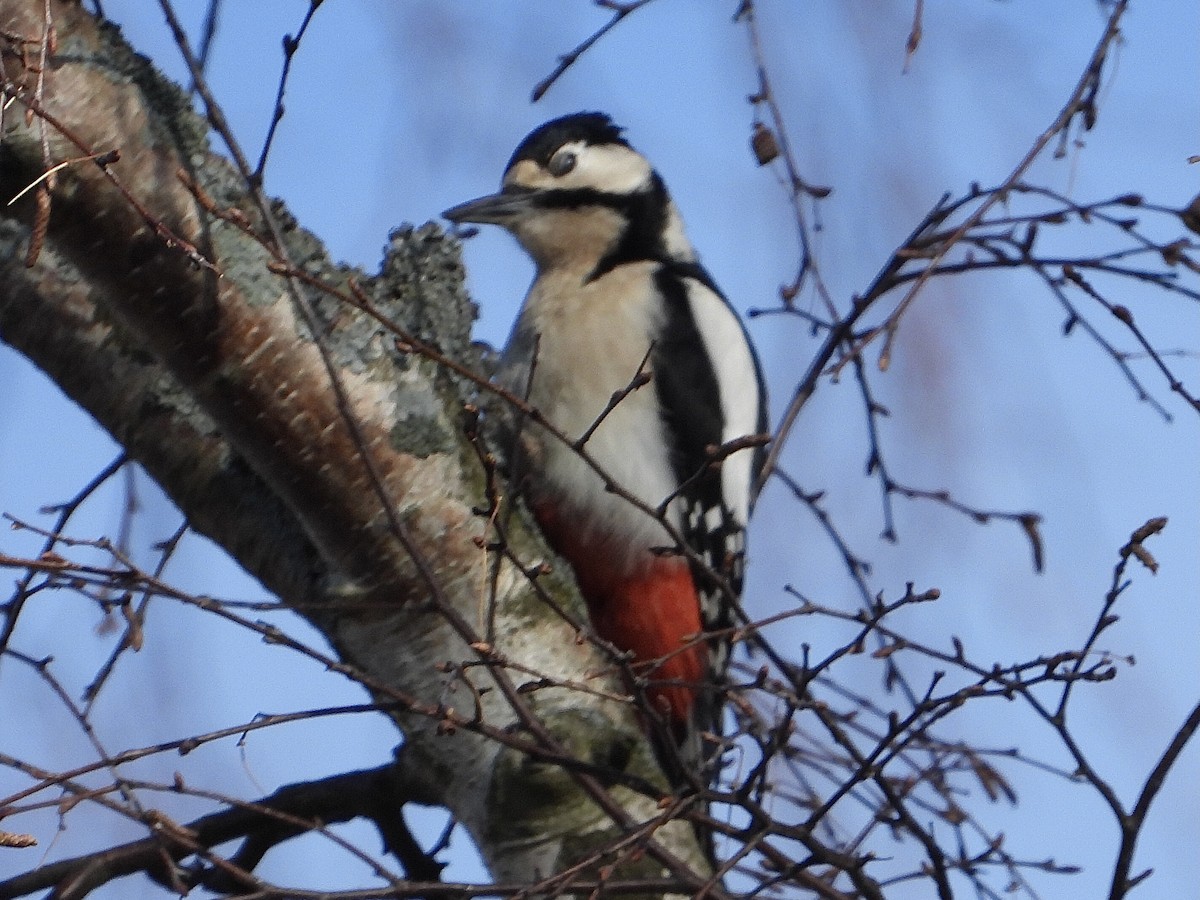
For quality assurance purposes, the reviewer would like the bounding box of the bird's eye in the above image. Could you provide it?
[547,150,577,177]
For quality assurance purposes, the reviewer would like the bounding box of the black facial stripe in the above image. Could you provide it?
[518,177,672,280]
[527,188,638,211]
[587,173,671,280]
[601,173,670,273]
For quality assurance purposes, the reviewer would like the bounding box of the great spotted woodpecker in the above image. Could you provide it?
[444,112,767,785]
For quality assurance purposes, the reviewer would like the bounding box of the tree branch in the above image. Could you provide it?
[0,0,710,888]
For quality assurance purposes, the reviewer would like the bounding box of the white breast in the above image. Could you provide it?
[500,264,680,567]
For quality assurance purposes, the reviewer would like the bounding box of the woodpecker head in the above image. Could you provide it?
[443,112,695,274]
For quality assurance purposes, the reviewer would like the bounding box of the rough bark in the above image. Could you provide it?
[0,0,708,890]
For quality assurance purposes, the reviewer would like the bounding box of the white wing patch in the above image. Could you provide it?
[681,278,762,526]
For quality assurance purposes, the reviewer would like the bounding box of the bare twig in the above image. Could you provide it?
[530,0,655,102]
[759,0,1132,487]
[254,0,323,181]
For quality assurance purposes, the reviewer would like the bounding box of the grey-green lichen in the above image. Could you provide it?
[388,413,453,459]
[376,224,484,376]
[91,18,212,164]
[487,707,638,839]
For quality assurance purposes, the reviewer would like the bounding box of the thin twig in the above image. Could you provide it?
[530,0,655,102]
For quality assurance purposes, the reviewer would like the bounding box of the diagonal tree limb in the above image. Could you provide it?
[0,0,711,889]
[0,764,433,900]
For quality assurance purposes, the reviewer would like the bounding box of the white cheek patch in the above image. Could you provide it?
[563,144,652,193]
[503,143,652,194]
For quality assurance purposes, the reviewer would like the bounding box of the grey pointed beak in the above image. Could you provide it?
[442,190,536,227]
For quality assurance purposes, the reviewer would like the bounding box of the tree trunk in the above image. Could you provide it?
[0,0,708,889]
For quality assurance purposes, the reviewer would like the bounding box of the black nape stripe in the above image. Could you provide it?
[587,173,671,281]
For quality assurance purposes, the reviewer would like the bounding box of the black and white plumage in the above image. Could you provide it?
[444,112,767,787]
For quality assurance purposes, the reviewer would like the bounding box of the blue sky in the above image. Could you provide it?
[1,2,1197,897]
